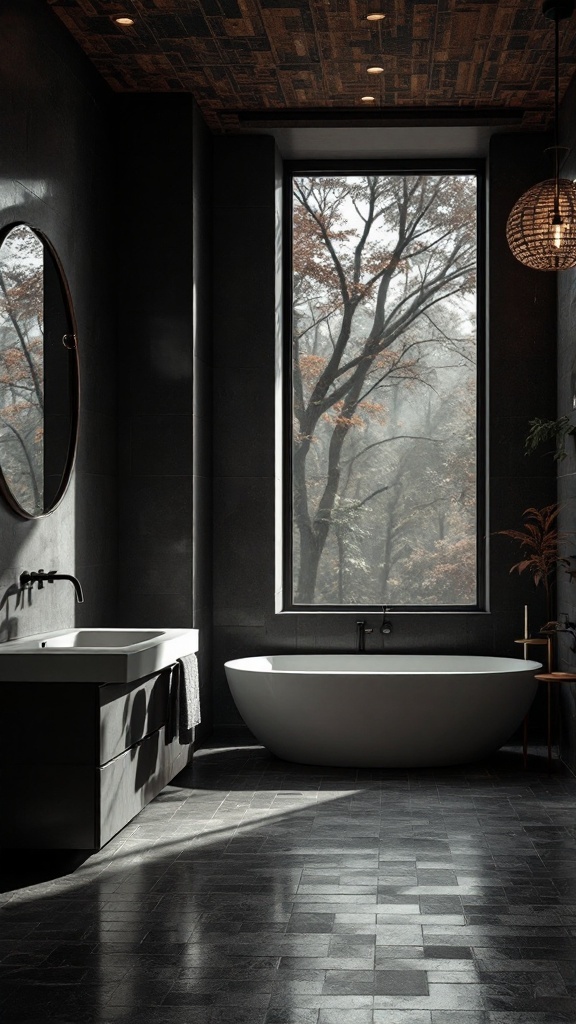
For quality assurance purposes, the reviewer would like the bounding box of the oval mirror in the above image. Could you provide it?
[0,223,79,518]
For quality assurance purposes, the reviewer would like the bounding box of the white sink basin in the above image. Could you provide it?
[0,627,198,684]
[41,629,164,649]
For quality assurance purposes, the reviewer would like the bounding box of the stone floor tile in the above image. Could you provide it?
[431,1015,489,1023]
[264,1010,319,1024]
[3,737,576,1024]
[318,1010,372,1023]
[374,970,429,995]
[487,1015,575,1023]
[424,945,474,958]
[375,945,425,960]
[373,1013,432,1024]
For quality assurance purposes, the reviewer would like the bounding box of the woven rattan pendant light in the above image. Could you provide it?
[506,0,576,271]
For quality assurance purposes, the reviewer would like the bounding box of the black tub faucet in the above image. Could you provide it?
[20,570,84,603]
[542,618,576,652]
[380,606,393,636]
[356,620,373,653]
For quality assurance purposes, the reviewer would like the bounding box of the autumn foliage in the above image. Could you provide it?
[0,225,45,513]
[497,504,570,618]
[290,173,478,606]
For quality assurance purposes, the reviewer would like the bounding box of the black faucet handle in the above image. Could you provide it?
[380,606,393,634]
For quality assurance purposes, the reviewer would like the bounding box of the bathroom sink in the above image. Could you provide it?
[0,627,198,684]
[41,629,164,649]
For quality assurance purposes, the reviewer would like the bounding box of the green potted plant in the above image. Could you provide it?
[525,417,576,462]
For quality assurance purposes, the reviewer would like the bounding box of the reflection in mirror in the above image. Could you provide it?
[0,224,79,518]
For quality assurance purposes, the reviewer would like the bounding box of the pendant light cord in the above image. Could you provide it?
[504,0,576,270]
[554,8,560,213]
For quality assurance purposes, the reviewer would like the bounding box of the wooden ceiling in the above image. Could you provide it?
[48,0,576,133]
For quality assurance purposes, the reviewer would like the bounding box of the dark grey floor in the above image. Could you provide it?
[2,734,576,1023]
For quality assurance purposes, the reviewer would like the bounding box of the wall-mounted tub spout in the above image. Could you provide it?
[541,618,576,653]
[20,570,84,603]
[356,620,373,653]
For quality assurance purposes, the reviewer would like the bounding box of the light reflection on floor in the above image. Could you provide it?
[1,733,576,1023]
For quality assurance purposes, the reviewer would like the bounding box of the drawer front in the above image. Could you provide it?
[98,726,174,847]
[99,670,170,765]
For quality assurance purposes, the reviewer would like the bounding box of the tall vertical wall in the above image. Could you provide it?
[0,0,116,638]
[115,96,213,735]
[557,74,576,770]
[212,137,283,723]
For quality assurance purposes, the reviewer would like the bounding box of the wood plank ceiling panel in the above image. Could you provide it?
[47,0,576,132]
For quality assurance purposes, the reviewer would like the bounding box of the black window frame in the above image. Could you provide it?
[282,158,487,614]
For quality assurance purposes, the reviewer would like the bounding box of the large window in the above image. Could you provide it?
[286,166,482,610]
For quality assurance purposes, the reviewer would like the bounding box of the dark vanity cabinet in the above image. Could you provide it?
[0,665,193,849]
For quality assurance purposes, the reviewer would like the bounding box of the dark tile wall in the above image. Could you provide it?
[212,137,283,723]
[115,95,213,736]
[212,133,557,725]
[0,0,116,638]
[489,133,557,647]
[556,75,576,770]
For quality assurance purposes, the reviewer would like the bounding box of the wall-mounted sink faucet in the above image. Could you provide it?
[20,570,84,603]
[356,620,373,653]
[541,618,576,652]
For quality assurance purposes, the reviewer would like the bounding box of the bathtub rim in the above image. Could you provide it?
[225,654,544,676]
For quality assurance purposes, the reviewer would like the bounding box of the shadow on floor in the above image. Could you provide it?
[0,850,92,893]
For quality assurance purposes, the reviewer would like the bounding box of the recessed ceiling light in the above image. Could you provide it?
[114,15,135,25]
[366,12,386,20]
[361,95,376,102]
[367,65,384,74]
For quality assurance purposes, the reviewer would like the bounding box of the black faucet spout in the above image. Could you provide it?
[48,573,84,603]
[20,570,84,603]
[356,620,373,653]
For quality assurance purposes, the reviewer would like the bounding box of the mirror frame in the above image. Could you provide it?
[0,222,80,520]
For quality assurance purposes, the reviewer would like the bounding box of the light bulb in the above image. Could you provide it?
[367,66,384,74]
[114,15,135,25]
[551,214,565,249]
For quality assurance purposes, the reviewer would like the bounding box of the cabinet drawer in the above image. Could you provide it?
[98,725,180,847]
[99,668,171,765]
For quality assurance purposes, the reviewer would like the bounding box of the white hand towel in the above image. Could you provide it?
[178,653,201,734]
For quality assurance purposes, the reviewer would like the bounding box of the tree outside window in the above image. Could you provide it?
[0,226,44,515]
[289,170,479,608]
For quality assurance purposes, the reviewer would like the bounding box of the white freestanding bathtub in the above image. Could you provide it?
[224,655,541,768]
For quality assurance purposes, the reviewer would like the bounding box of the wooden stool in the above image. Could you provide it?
[514,637,551,768]
[533,673,576,771]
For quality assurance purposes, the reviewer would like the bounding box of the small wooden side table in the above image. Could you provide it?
[514,638,551,768]
[514,636,551,670]
[534,672,576,771]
